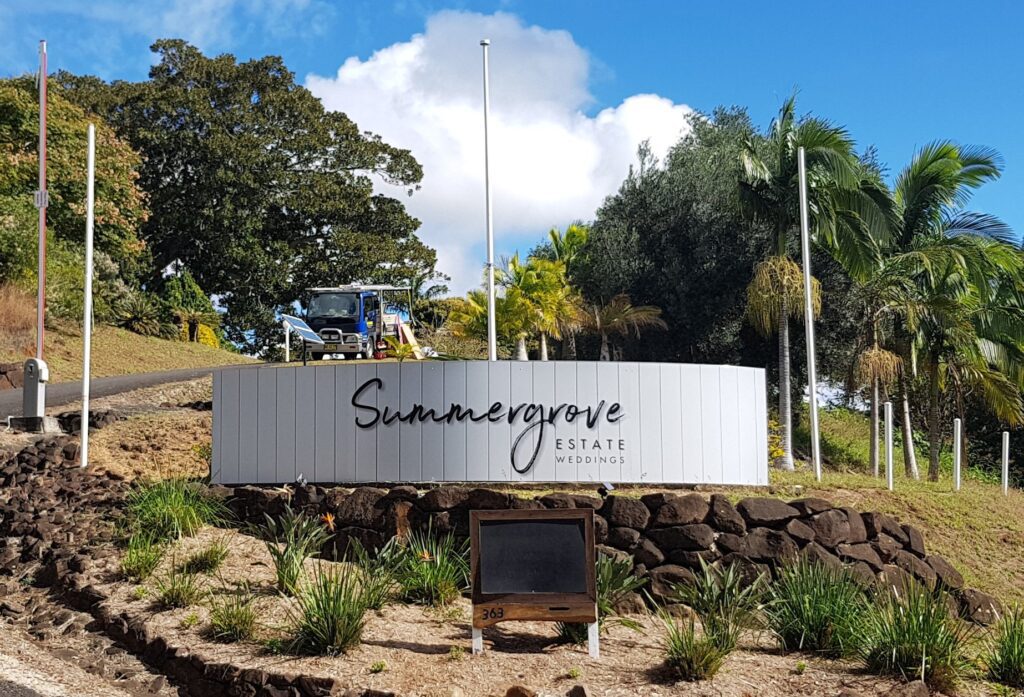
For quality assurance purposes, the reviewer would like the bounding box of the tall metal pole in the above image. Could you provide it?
[480,39,497,362]
[1002,431,1010,496]
[953,417,962,492]
[80,124,95,468]
[884,401,894,491]
[797,147,822,481]
[35,40,48,361]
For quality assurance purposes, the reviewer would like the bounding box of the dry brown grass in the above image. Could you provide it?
[0,284,36,361]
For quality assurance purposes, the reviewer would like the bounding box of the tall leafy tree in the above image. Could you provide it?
[739,96,888,470]
[57,41,438,355]
[581,295,667,361]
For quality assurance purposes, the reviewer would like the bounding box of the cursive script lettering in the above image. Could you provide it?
[351,378,624,474]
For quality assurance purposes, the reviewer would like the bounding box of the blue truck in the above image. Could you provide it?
[303,285,416,360]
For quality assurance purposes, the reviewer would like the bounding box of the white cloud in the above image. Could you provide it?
[306,11,693,294]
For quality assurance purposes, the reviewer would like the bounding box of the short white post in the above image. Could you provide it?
[884,401,893,491]
[587,621,600,659]
[953,417,962,492]
[1002,431,1010,496]
[471,628,483,655]
[284,321,290,363]
[80,124,95,469]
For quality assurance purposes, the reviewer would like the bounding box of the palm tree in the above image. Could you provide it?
[581,295,667,361]
[739,95,887,470]
[448,288,532,356]
[889,142,1024,480]
[548,224,589,359]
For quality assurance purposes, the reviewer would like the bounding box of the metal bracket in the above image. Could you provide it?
[34,190,49,209]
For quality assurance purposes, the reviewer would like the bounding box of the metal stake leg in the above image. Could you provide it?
[471,628,483,655]
[588,622,600,659]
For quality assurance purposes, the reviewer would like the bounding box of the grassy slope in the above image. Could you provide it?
[0,324,256,383]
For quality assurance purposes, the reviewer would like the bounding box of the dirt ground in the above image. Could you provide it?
[89,527,1002,697]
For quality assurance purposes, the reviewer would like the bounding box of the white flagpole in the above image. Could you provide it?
[481,38,497,362]
[80,124,95,468]
[797,146,822,482]
[35,40,48,362]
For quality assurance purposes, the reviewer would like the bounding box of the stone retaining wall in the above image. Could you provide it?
[0,361,24,391]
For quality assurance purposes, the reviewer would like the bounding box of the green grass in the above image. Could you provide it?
[348,537,402,610]
[126,479,226,542]
[181,540,229,574]
[669,559,764,652]
[764,559,868,657]
[155,564,204,609]
[557,553,647,645]
[263,505,332,596]
[288,563,370,656]
[393,528,470,608]
[987,605,1024,688]
[208,582,258,642]
[661,613,730,682]
[121,530,165,581]
[862,581,978,692]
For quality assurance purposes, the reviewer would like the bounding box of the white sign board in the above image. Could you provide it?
[212,361,768,486]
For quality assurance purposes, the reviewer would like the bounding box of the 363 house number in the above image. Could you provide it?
[479,607,504,620]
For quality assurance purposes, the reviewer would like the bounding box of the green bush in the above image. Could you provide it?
[764,559,868,657]
[121,530,165,581]
[263,505,332,596]
[288,563,369,656]
[208,581,258,642]
[116,291,166,336]
[155,564,204,609]
[348,537,402,610]
[392,528,469,607]
[862,581,977,692]
[126,479,226,542]
[988,605,1024,688]
[181,540,229,575]
[661,613,729,682]
[557,552,647,644]
[670,559,764,651]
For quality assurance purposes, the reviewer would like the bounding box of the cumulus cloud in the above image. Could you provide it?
[306,11,693,294]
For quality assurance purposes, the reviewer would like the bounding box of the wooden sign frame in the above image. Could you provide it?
[469,508,599,657]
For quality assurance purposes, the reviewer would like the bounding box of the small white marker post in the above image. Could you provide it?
[283,320,291,363]
[1002,431,1010,496]
[884,401,893,491]
[953,418,962,492]
[588,620,600,659]
[471,628,482,654]
[80,124,95,468]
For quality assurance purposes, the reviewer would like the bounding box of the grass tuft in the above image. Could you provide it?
[155,563,204,609]
[862,580,977,692]
[121,530,165,581]
[393,528,469,607]
[208,581,258,642]
[764,559,868,657]
[987,605,1024,688]
[670,559,764,652]
[263,505,332,596]
[348,537,402,610]
[661,612,729,682]
[557,552,646,645]
[126,479,226,542]
[288,563,369,656]
[181,539,229,575]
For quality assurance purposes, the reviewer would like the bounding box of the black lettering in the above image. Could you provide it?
[607,402,623,423]
[352,378,382,428]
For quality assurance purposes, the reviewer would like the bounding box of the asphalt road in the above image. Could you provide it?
[0,363,265,419]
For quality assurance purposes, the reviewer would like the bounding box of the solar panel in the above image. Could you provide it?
[282,314,325,345]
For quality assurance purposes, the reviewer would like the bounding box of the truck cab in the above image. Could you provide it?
[305,289,381,359]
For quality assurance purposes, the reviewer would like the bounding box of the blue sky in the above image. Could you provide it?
[3,1,1023,292]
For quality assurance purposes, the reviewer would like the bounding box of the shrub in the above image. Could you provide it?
[862,581,978,692]
[288,563,369,656]
[369,660,387,674]
[126,479,226,542]
[263,505,332,596]
[116,291,165,336]
[181,540,229,575]
[557,552,647,645]
[121,530,165,581]
[348,537,402,610]
[988,605,1024,688]
[661,613,729,682]
[155,564,204,609]
[393,528,469,607]
[764,559,867,657]
[208,582,258,642]
[670,559,764,651]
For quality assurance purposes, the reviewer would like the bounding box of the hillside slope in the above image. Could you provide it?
[1,324,256,383]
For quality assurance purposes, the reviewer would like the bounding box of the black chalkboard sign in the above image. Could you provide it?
[478,518,588,594]
[470,509,597,630]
